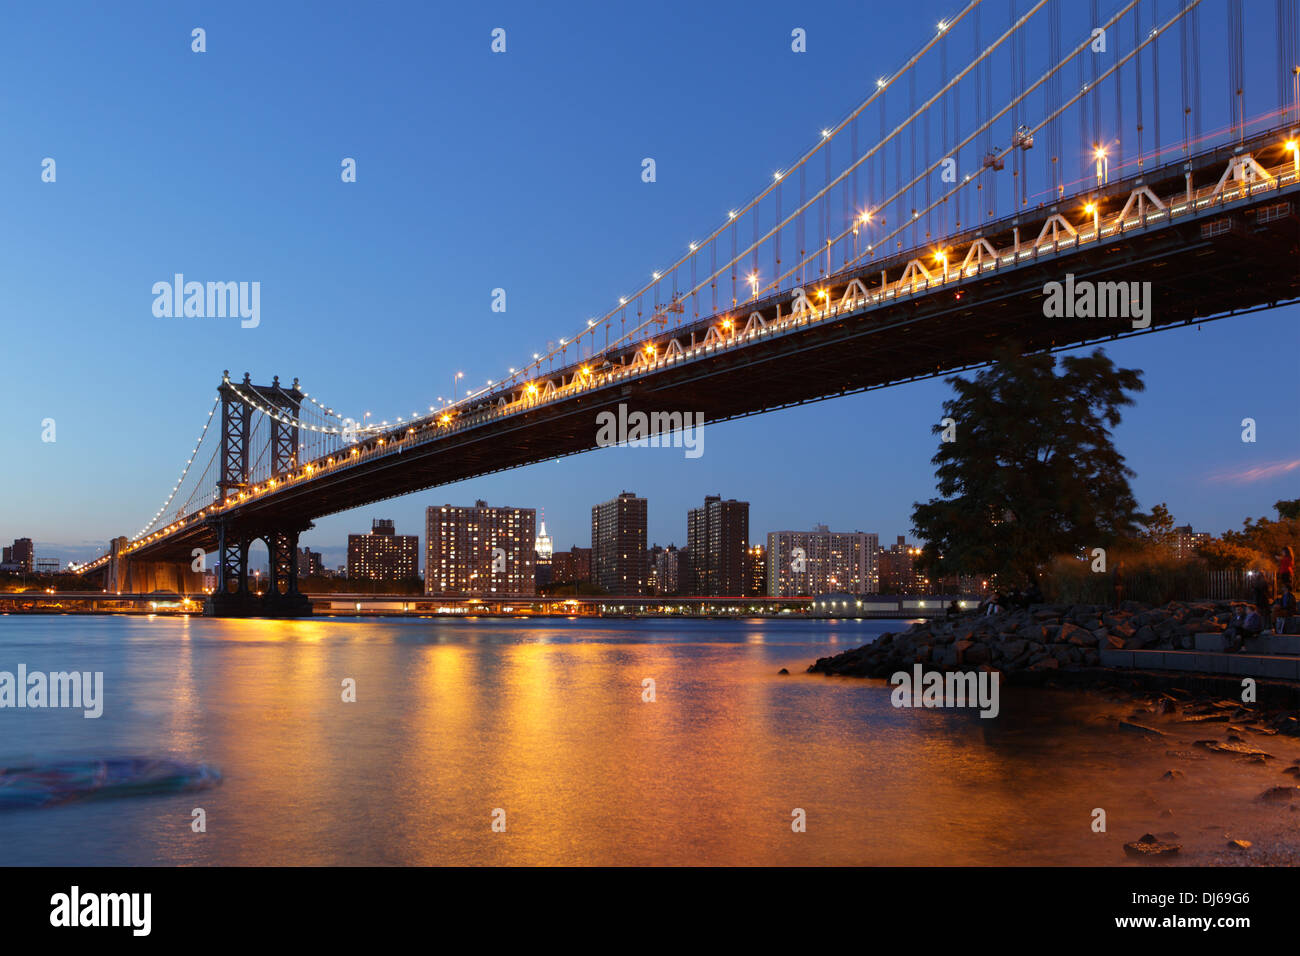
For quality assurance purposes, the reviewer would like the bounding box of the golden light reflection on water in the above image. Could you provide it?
[3,615,1299,865]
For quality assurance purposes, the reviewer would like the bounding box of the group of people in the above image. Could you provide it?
[968,581,1045,617]
[941,548,1298,645]
[1223,546,1297,651]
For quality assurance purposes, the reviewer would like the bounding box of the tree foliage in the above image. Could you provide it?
[911,347,1145,583]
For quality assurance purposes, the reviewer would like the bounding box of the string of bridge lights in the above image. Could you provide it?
[133,397,219,540]
[420,1,982,417]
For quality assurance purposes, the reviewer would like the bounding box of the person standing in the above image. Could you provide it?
[1278,547,1294,590]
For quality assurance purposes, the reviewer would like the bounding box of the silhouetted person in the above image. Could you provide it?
[1224,603,1263,651]
[1274,586,1297,634]
[946,599,960,620]
[1278,547,1295,590]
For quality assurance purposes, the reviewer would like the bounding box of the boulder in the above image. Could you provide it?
[1123,834,1181,857]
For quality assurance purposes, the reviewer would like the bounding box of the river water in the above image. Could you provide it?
[1,614,1296,866]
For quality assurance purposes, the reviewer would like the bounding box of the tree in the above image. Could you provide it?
[911,346,1145,584]
[1139,502,1177,553]
[1196,538,1262,570]
[1275,499,1300,521]
[1224,514,1299,565]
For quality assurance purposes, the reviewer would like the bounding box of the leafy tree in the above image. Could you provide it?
[1224,514,1299,565]
[1275,499,1300,521]
[1139,502,1177,553]
[1196,538,1263,570]
[911,347,1145,584]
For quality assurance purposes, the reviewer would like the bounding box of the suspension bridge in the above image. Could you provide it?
[74,0,1300,615]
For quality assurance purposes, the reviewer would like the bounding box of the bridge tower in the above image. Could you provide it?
[205,371,314,618]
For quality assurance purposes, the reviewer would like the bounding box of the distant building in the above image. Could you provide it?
[686,495,749,596]
[653,545,682,596]
[4,539,33,573]
[591,492,647,595]
[297,547,324,577]
[552,546,592,585]
[534,519,554,588]
[426,501,536,598]
[347,519,419,583]
[766,525,879,597]
[746,544,767,597]
[877,535,930,594]
[1172,524,1211,561]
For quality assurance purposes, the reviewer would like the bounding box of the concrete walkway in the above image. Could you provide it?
[1100,647,1300,680]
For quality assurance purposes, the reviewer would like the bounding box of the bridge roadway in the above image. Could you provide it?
[96,126,1300,572]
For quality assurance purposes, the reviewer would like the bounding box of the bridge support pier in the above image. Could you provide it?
[204,518,313,618]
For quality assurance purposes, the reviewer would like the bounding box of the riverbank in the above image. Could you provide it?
[806,602,1300,862]
[809,598,1286,678]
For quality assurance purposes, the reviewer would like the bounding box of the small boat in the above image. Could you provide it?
[0,757,221,810]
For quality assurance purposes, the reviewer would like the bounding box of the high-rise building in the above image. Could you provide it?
[534,519,554,588]
[347,519,419,583]
[766,525,879,597]
[654,545,682,596]
[746,544,767,597]
[297,547,324,577]
[551,546,592,585]
[877,536,929,594]
[686,495,749,596]
[591,492,647,595]
[1172,524,1211,561]
[5,539,34,573]
[426,501,536,598]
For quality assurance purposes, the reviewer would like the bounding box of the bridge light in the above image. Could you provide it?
[722,318,733,330]
[727,210,736,219]
[876,78,886,88]
[821,129,830,139]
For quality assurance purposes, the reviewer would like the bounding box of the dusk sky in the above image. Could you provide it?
[2,0,1296,570]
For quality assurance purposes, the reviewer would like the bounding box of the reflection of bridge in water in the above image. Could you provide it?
[75,1,1300,615]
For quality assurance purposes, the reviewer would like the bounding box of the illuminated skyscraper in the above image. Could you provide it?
[591,492,647,595]
[426,501,536,598]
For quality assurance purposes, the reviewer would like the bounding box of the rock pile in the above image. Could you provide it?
[808,600,1239,679]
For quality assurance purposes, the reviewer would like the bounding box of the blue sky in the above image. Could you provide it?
[1,0,1296,570]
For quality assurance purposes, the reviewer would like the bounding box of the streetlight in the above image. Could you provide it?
[453,371,464,402]
[1094,146,1108,186]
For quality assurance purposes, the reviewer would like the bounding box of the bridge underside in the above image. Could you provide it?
[103,131,1300,617]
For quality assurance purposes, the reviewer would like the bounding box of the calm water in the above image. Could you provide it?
[1,614,1296,866]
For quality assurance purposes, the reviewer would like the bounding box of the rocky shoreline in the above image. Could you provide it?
[810,599,1259,679]
[806,599,1300,861]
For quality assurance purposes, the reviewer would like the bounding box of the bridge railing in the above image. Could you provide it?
[101,131,1300,566]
